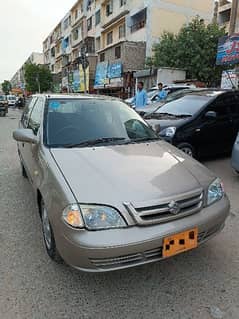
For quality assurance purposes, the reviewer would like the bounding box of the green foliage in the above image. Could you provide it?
[1,80,11,94]
[152,17,227,85]
[24,63,53,93]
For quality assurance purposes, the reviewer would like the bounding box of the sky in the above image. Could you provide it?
[0,0,76,83]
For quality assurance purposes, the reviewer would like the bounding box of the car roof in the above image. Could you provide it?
[31,93,122,101]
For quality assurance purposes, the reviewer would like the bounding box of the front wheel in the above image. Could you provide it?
[177,143,195,158]
[40,199,62,263]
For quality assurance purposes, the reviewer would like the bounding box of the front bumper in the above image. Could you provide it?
[55,196,230,272]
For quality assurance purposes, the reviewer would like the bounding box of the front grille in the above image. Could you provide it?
[90,247,163,269]
[125,189,203,226]
[90,224,222,270]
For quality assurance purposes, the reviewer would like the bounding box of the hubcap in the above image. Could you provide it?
[181,147,193,157]
[42,206,52,250]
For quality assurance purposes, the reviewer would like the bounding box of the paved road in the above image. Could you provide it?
[1,109,239,319]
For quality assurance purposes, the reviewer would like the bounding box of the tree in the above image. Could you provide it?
[24,63,53,93]
[151,17,227,85]
[1,80,12,94]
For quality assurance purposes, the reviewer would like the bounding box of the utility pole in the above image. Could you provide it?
[79,45,89,94]
[229,0,239,35]
[36,74,41,93]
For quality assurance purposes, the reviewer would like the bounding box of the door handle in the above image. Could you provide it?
[195,128,201,132]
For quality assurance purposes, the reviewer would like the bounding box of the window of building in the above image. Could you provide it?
[64,18,69,30]
[95,9,101,26]
[74,10,78,20]
[107,31,113,45]
[96,37,101,51]
[119,24,126,38]
[51,65,55,72]
[106,0,113,16]
[51,47,55,57]
[73,28,79,41]
[115,46,121,59]
[120,0,126,7]
[87,0,92,11]
[87,17,92,31]
[130,8,147,33]
[100,53,105,62]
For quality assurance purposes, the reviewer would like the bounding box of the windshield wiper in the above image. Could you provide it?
[64,137,127,148]
[131,137,161,143]
[173,114,192,118]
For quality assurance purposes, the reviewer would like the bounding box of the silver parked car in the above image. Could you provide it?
[232,131,239,172]
[13,94,230,272]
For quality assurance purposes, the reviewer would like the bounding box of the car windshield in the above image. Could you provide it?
[155,95,211,116]
[8,96,16,100]
[0,95,6,101]
[46,99,158,147]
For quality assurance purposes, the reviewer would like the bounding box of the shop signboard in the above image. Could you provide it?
[108,62,122,79]
[216,34,239,65]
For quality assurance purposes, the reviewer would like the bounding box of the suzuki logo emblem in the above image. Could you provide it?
[168,200,180,215]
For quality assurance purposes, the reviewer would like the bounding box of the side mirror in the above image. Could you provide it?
[13,129,39,144]
[205,111,217,119]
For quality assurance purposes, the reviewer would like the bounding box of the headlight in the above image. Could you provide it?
[80,205,127,230]
[161,126,176,137]
[63,204,84,228]
[207,178,224,206]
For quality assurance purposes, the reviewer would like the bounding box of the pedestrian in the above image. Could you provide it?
[133,81,148,108]
[61,86,68,93]
[157,82,167,101]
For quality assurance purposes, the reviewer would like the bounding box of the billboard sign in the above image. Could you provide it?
[216,34,239,65]
[94,62,108,88]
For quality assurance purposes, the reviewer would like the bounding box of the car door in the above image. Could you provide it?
[193,94,233,157]
[228,92,239,146]
[21,97,45,184]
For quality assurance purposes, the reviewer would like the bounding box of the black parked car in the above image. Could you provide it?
[145,90,239,158]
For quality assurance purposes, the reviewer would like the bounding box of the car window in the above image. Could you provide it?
[156,95,211,116]
[28,98,45,135]
[0,95,6,101]
[227,94,239,116]
[46,99,157,146]
[21,97,37,128]
[207,96,231,117]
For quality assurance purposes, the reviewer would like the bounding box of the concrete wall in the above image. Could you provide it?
[98,41,146,72]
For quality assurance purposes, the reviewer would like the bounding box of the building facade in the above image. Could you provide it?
[217,0,239,35]
[10,52,44,92]
[43,0,214,95]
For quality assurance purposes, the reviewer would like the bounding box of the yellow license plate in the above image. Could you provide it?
[163,227,198,258]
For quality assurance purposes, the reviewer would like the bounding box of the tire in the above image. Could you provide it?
[21,162,28,179]
[40,199,62,263]
[177,143,195,158]
[0,110,4,117]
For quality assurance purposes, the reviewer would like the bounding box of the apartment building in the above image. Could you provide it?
[10,52,44,92]
[43,0,214,95]
[217,0,239,34]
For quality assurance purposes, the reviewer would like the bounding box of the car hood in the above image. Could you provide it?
[50,142,215,206]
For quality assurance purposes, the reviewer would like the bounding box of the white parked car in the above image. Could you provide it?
[7,95,17,107]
